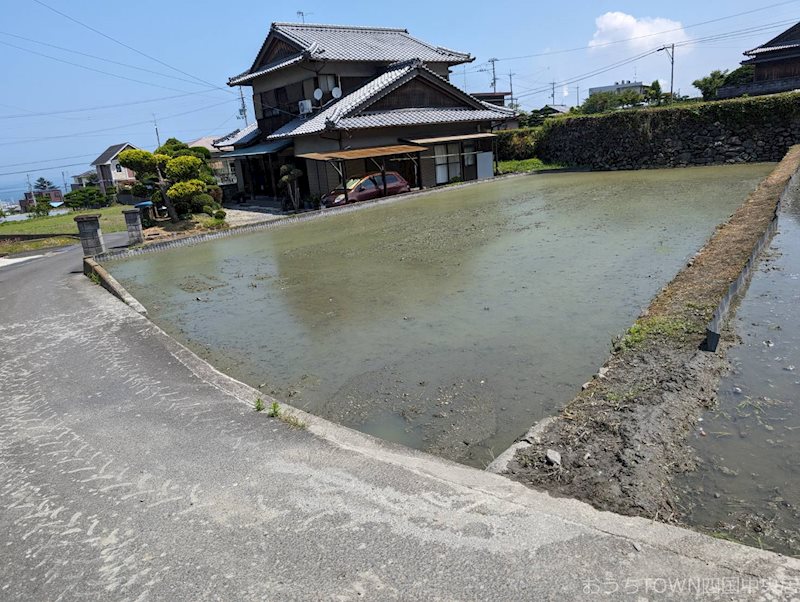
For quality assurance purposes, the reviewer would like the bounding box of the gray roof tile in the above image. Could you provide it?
[230,22,472,84]
[267,61,513,139]
[91,142,136,166]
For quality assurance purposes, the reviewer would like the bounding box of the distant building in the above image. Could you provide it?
[539,104,569,117]
[91,143,138,195]
[20,189,63,212]
[588,81,646,97]
[71,169,97,190]
[718,21,800,99]
[471,92,511,107]
[187,135,238,186]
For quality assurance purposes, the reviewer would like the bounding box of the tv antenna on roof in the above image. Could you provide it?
[296,11,312,23]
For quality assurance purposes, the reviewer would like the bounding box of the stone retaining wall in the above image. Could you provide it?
[538,92,800,170]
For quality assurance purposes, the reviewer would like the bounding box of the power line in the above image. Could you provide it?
[30,0,232,94]
[0,40,223,96]
[491,0,800,64]
[0,162,93,177]
[0,92,216,120]
[0,154,97,169]
[0,31,220,90]
[0,99,237,147]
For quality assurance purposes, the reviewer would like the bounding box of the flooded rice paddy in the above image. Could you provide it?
[109,164,773,467]
[677,198,800,556]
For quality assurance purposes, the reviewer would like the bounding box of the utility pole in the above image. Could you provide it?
[508,71,515,109]
[488,58,498,93]
[551,81,556,106]
[61,171,68,194]
[238,88,249,126]
[152,114,162,148]
[658,43,675,103]
[576,85,580,106]
[26,174,33,207]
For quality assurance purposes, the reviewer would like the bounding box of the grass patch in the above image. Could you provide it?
[497,158,561,175]
[263,400,307,429]
[615,316,704,352]
[192,214,228,230]
[254,397,265,412]
[0,206,127,236]
[89,272,101,285]
[0,236,77,256]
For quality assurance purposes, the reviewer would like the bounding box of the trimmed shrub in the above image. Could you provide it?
[131,182,149,198]
[207,185,223,203]
[165,155,203,181]
[191,193,215,213]
[213,209,226,220]
[495,127,541,161]
[202,205,214,216]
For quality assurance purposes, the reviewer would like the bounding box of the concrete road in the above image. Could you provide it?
[1,239,798,601]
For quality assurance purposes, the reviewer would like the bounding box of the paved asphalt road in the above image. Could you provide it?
[1,238,799,601]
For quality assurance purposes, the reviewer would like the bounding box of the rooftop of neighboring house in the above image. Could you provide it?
[745,21,800,56]
[91,142,137,166]
[212,123,260,149]
[541,104,569,114]
[229,22,473,85]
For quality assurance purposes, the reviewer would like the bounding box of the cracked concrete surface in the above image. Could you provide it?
[1,237,798,601]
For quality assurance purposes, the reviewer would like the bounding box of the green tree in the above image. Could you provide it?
[155,137,189,157]
[722,65,755,88]
[166,179,207,216]
[64,187,109,209]
[617,89,644,108]
[165,155,202,181]
[119,149,178,222]
[646,80,663,106]
[33,177,55,191]
[279,164,303,211]
[31,195,51,217]
[580,92,621,114]
[692,70,728,101]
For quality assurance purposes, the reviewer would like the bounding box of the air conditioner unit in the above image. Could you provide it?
[298,99,313,115]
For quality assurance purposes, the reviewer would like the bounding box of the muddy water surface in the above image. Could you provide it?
[677,199,800,556]
[109,165,773,467]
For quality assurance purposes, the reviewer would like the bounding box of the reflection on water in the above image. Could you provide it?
[109,164,773,467]
[677,199,800,556]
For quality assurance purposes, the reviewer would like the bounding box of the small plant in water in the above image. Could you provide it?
[267,401,281,417]
[254,397,265,412]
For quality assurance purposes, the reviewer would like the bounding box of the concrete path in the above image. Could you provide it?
[1,240,799,601]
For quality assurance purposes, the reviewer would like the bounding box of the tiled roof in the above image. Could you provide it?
[267,61,513,139]
[745,21,800,55]
[229,53,306,86]
[212,123,260,149]
[271,22,471,64]
[91,142,136,166]
[230,22,472,85]
[335,107,517,130]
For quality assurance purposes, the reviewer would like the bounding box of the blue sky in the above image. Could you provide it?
[1,0,798,201]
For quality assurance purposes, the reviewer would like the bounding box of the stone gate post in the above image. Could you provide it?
[74,214,106,257]
[123,208,144,245]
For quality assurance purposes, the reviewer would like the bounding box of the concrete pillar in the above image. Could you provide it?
[123,209,144,245]
[74,214,106,257]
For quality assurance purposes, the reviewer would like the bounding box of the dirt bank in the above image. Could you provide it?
[502,146,800,521]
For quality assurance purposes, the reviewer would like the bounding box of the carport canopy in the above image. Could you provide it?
[296,143,426,162]
[404,132,496,145]
[297,144,428,199]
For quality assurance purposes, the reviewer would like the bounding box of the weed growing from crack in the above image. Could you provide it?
[267,401,280,417]
[254,397,265,412]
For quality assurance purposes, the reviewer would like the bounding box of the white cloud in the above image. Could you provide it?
[589,12,690,52]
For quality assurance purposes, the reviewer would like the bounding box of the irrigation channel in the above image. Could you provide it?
[676,197,800,556]
[108,164,773,468]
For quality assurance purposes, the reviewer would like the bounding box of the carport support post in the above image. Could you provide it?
[341,160,349,203]
[74,214,106,257]
[122,208,144,245]
[381,158,387,197]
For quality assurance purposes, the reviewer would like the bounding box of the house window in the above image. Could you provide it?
[464,142,476,167]
[434,143,462,184]
[115,164,122,173]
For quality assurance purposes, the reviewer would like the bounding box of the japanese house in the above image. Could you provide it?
[718,21,800,98]
[220,22,515,200]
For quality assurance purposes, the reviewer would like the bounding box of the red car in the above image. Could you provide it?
[322,171,411,208]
